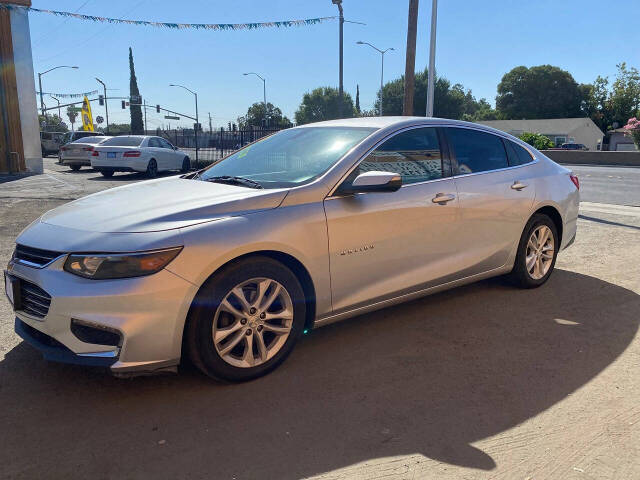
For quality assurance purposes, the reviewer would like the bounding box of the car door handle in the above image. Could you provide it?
[431,193,456,204]
[511,181,528,191]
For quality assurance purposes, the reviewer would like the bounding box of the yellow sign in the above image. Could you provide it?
[81,95,94,131]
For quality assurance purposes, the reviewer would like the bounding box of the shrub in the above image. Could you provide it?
[623,117,640,148]
[519,132,554,150]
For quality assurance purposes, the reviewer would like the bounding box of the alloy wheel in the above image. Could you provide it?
[212,277,294,368]
[526,225,554,280]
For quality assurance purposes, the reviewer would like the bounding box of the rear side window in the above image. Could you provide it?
[447,128,508,174]
[100,137,143,147]
[357,127,444,185]
[504,140,534,166]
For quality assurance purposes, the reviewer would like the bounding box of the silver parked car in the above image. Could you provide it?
[60,136,111,171]
[5,117,579,381]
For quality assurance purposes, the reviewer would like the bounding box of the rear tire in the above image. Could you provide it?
[185,256,306,382]
[181,157,190,173]
[100,169,114,178]
[146,159,158,178]
[509,213,558,289]
[69,164,81,171]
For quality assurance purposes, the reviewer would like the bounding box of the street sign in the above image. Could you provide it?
[68,106,82,112]
[96,116,104,124]
[164,115,180,120]
[130,95,141,103]
[194,123,202,131]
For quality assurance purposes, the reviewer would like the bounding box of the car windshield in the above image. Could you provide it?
[199,127,376,188]
[100,136,144,147]
[74,136,106,144]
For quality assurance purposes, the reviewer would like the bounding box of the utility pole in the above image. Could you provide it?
[403,0,419,115]
[426,0,438,117]
[143,99,148,134]
[95,77,109,134]
[332,0,344,117]
[243,73,267,127]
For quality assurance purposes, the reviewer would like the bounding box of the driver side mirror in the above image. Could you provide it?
[337,171,402,195]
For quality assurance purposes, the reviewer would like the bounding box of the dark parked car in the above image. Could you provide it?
[561,143,588,151]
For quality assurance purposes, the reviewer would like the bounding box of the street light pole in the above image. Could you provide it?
[50,95,61,119]
[95,77,109,134]
[332,0,344,117]
[37,65,79,117]
[243,72,267,127]
[356,41,394,116]
[169,83,199,163]
[426,0,438,117]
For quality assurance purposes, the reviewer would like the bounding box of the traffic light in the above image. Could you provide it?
[156,105,160,113]
[98,95,104,106]
[121,100,126,109]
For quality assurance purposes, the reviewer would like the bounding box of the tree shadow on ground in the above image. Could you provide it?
[0,269,638,479]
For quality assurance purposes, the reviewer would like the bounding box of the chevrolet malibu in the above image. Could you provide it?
[5,117,579,382]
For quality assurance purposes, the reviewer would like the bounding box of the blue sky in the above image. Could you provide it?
[30,0,640,130]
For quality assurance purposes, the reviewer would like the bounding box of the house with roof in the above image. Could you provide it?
[477,118,604,151]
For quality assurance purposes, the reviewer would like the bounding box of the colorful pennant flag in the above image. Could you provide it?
[36,90,99,98]
[0,5,336,31]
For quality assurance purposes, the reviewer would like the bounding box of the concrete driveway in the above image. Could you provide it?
[1,162,639,479]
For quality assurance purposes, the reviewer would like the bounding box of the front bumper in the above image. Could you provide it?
[7,254,199,375]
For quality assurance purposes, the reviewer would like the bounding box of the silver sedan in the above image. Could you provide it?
[5,117,579,381]
[60,135,111,171]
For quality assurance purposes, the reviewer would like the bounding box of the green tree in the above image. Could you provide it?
[237,102,291,129]
[496,65,584,119]
[38,113,68,132]
[128,47,144,134]
[374,68,485,119]
[609,62,640,127]
[294,87,356,124]
[66,106,78,131]
[355,84,361,114]
[519,132,554,150]
[97,123,131,135]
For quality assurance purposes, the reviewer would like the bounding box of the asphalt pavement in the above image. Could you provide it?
[567,164,640,206]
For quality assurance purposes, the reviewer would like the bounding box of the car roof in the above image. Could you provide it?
[294,116,524,140]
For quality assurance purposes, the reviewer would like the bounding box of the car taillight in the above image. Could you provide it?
[91,151,99,156]
[569,173,579,190]
[60,146,67,151]
[123,151,141,157]
[83,146,94,151]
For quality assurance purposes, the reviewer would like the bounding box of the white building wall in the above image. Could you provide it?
[10,7,42,173]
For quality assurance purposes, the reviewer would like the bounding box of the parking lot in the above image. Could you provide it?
[1,161,639,479]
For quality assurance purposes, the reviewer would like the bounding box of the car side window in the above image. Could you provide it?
[148,138,160,148]
[447,128,508,174]
[355,127,444,185]
[160,139,174,149]
[504,140,534,166]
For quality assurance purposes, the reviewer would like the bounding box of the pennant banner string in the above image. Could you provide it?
[36,90,99,98]
[0,5,336,31]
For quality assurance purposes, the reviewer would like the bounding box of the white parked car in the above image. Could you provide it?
[60,136,111,171]
[90,135,191,177]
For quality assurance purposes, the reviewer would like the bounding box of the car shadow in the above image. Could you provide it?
[0,269,638,479]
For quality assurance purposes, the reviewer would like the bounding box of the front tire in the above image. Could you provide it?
[181,157,190,173]
[509,213,558,288]
[100,169,114,178]
[185,256,306,382]
[146,159,158,178]
[69,164,81,171]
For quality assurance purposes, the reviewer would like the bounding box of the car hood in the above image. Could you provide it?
[40,177,289,233]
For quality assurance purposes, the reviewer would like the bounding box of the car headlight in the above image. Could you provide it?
[64,247,182,279]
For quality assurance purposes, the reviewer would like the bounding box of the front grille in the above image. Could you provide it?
[19,280,52,319]
[14,244,63,267]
